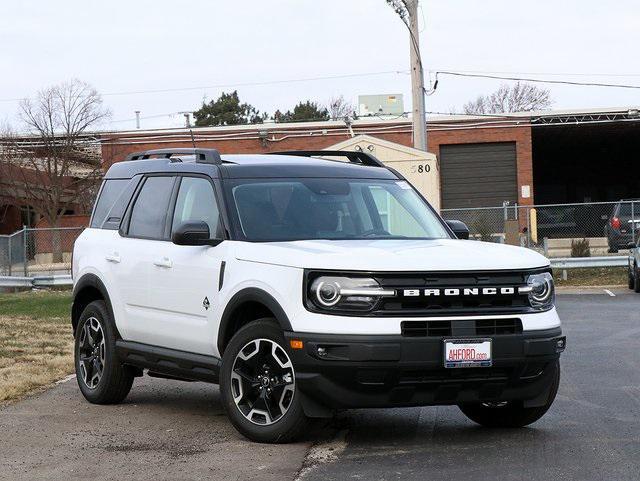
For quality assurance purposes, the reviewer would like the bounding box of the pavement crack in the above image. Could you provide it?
[294,428,348,480]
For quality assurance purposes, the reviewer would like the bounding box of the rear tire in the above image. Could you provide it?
[459,361,560,428]
[629,266,635,290]
[219,318,309,443]
[634,264,640,293]
[74,300,134,404]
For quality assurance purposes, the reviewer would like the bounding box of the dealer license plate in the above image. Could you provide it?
[444,339,492,368]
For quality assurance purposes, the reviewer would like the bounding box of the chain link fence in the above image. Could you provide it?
[1,200,638,276]
[0,227,84,277]
[442,200,639,258]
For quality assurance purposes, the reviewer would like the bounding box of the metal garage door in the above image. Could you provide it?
[440,142,517,209]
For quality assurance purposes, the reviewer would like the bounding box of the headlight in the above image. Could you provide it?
[522,272,555,310]
[309,276,395,312]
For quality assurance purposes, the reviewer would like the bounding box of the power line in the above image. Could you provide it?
[0,70,410,103]
[107,112,183,124]
[437,71,640,90]
[431,68,640,78]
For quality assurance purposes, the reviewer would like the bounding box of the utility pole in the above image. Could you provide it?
[135,111,141,129]
[387,0,427,151]
[406,0,427,151]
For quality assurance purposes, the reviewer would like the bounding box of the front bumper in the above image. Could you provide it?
[285,328,564,411]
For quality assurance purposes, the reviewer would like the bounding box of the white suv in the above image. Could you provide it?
[72,148,565,443]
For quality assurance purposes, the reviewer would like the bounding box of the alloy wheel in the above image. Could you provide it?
[78,317,106,389]
[230,338,295,425]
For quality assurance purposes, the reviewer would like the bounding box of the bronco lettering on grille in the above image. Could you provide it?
[402,287,517,297]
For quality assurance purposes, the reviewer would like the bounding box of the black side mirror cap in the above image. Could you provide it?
[172,221,223,246]
[445,220,470,240]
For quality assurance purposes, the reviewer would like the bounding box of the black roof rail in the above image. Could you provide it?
[270,150,385,168]
[125,148,222,165]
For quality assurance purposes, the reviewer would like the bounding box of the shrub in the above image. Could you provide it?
[571,238,591,257]
[471,213,495,242]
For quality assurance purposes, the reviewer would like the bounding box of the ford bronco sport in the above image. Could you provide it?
[72,148,565,443]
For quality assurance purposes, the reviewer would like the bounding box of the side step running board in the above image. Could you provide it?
[116,340,221,383]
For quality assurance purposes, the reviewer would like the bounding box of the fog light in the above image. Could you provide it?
[556,337,566,352]
[317,347,327,357]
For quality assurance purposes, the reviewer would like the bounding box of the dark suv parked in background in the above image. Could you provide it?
[605,199,639,253]
[629,238,640,292]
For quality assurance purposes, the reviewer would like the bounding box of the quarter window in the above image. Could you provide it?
[128,176,175,239]
[172,177,221,237]
[91,179,128,229]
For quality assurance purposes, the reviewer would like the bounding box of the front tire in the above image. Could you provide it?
[634,264,640,293]
[74,300,134,404]
[629,266,635,290]
[459,361,560,428]
[219,319,309,443]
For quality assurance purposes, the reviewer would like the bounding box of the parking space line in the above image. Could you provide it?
[604,289,616,297]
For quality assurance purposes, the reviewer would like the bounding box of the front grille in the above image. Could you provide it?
[401,320,452,337]
[476,318,523,335]
[399,367,512,384]
[401,318,523,337]
[372,270,535,317]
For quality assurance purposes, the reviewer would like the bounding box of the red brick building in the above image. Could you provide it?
[99,108,640,209]
[0,142,100,234]
[100,115,536,210]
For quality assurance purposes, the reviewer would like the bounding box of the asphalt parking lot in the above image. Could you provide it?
[1,291,638,481]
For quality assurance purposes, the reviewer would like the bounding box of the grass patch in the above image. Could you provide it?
[0,290,74,403]
[0,289,72,319]
[554,267,628,287]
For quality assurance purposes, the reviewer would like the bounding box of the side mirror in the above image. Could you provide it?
[446,220,470,240]
[172,221,223,246]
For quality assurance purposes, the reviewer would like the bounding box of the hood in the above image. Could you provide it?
[234,239,549,272]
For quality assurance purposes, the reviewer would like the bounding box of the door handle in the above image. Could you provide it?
[105,253,121,263]
[153,257,173,268]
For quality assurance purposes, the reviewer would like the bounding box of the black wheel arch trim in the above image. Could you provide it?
[217,287,292,354]
[72,273,119,338]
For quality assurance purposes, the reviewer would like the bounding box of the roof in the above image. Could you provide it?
[328,134,437,161]
[96,106,640,138]
[104,153,399,181]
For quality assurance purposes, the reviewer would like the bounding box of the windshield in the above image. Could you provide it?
[226,178,450,241]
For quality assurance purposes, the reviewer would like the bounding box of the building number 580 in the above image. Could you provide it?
[411,164,431,174]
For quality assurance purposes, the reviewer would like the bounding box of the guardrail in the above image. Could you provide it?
[549,256,629,269]
[0,257,630,288]
[0,275,73,288]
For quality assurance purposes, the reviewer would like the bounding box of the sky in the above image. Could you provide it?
[1,0,639,131]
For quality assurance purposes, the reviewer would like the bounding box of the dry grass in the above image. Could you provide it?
[553,267,628,287]
[0,290,74,403]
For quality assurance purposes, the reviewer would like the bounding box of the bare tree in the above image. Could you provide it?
[327,95,355,121]
[463,82,553,115]
[0,79,109,262]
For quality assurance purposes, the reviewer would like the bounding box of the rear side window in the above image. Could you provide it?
[128,176,175,240]
[91,180,128,229]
